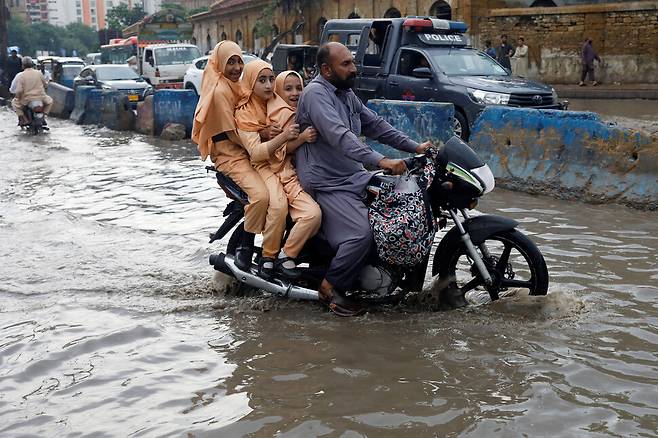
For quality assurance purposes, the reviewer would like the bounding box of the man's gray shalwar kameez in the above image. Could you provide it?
[295,75,418,290]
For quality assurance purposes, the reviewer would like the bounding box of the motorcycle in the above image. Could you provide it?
[20,100,48,135]
[207,136,549,308]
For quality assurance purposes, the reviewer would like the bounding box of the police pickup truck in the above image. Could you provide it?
[320,17,566,139]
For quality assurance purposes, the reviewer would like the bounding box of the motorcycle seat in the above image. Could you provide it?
[211,169,249,205]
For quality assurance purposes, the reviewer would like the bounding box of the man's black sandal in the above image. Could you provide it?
[275,257,301,279]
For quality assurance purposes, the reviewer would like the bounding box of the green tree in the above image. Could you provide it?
[8,18,99,57]
[106,4,147,31]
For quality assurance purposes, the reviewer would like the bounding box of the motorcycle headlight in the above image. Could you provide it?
[468,88,510,105]
[101,84,112,90]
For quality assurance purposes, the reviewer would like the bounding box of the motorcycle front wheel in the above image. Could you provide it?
[432,229,548,298]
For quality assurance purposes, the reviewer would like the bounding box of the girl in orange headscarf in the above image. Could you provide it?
[235,61,321,280]
[191,41,269,271]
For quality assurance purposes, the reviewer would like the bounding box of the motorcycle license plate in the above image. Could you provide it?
[128,94,139,102]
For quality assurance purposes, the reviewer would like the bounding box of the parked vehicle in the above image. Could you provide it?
[101,37,201,89]
[207,136,549,309]
[320,17,567,139]
[183,53,257,95]
[141,43,201,88]
[73,64,153,108]
[50,57,85,88]
[270,44,318,79]
[20,100,47,135]
[85,52,102,65]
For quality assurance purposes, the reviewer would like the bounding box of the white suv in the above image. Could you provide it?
[184,53,258,95]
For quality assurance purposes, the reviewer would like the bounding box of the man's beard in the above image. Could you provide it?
[328,71,356,90]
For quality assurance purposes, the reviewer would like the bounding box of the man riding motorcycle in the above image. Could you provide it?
[11,56,53,127]
[294,42,432,315]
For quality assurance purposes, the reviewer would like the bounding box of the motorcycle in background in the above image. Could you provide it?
[21,100,48,135]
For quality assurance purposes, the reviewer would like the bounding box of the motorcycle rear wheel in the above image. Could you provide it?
[432,229,548,298]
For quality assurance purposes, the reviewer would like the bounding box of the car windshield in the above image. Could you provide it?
[428,49,508,76]
[62,65,83,79]
[96,66,140,81]
[155,47,201,65]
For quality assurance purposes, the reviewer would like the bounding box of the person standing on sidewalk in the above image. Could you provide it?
[579,38,601,86]
[496,34,514,72]
[511,37,528,77]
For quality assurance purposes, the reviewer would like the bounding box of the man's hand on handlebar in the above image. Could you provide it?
[416,141,433,155]
[378,158,407,175]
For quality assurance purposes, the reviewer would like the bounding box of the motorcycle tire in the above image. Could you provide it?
[432,228,549,297]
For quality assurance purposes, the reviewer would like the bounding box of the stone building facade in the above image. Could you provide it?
[190,0,657,83]
[479,1,658,83]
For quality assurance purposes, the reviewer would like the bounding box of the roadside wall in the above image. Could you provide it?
[469,106,658,210]
[478,1,658,84]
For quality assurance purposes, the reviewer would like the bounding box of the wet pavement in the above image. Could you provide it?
[1,107,657,437]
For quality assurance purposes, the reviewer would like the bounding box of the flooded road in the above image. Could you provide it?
[1,108,657,437]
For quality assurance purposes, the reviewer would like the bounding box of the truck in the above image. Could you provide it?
[321,17,566,139]
[99,9,200,89]
[100,37,201,89]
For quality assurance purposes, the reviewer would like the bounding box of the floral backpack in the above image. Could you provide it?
[368,150,438,267]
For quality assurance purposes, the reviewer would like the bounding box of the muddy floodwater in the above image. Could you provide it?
[1,108,657,437]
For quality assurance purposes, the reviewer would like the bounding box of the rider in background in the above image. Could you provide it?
[235,61,321,279]
[11,57,52,127]
[192,41,269,272]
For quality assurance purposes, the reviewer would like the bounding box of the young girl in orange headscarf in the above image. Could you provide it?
[191,41,269,271]
[235,61,321,279]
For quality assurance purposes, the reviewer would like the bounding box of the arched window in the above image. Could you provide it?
[206,34,212,52]
[317,17,327,42]
[530,0,557,6]
[253,26,262,54]
[348,12,360,19]
[384,7,401,18]
[429,1,452,20]
[221,32,227,41]
[235,29,243,48]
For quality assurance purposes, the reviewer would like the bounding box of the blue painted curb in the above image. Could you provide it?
[153,90,199,137]
[470,106,658,209]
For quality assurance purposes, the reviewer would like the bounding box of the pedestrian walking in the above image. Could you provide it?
[5,50,23,86]
[511,37,528,77]
[579,38,601,86]
[496,34,514,72]
[484,40,497,59]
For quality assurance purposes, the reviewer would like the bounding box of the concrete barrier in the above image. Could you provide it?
[469,106,658,210]
[46,82,75,118]
[153,90,198,137]
[100,91,135,131]
[366,100,454,158]
[135,95,154,136]
[69,86,95,124]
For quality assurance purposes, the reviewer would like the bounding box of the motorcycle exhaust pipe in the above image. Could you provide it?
[209,253,320,301]
[209,253,233,276]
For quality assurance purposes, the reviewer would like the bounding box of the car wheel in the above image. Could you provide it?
[185,83,198,95]
[454,110,470,141]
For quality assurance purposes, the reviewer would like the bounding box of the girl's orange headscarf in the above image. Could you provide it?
[234,59,274,133]
[267,70,304,129]
[191,40,243,161]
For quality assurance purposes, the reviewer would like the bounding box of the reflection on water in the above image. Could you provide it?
[1,109,657,436]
